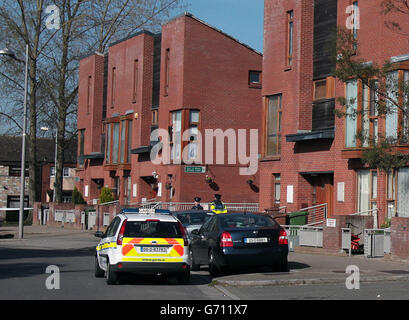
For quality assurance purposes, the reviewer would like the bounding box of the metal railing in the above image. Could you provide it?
[129,202,260,212]
[295,203,327,226]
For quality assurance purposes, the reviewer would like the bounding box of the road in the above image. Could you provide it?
[0,229,408,301]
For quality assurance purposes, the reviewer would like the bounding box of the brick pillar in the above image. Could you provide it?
[391,217,409,260]
[323,216,347,254]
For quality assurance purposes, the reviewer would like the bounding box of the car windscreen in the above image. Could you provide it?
[124,221,183,238]
[220,215,276,229]
[175,212,212,226]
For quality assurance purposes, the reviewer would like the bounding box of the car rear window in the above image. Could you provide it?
[176,212,212,225]
[124,221,182,238]
[220,215,276,229]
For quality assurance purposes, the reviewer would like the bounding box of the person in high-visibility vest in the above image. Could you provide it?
[210,194,227,214]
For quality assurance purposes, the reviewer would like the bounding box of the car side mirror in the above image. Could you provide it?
[94,231,104,238]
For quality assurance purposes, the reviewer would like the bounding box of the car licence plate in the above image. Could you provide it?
[140,246,169,253]
[244,237,268,244]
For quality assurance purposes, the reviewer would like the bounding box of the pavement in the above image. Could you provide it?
[1,225,408,287]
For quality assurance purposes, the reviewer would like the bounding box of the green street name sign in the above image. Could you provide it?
[184,166,206,173]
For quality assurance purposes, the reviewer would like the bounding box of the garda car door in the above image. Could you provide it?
[99,217,121,264]
[196,216,215,264]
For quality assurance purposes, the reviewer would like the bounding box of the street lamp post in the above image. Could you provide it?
[0,45,29,239]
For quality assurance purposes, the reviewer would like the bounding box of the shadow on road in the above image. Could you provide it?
[0,247,95,260]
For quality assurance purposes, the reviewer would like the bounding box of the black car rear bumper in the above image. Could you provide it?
[216,245,288,267]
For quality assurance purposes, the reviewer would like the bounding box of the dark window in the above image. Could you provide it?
[106,217,121,237]
[9,166,29,177]
[124,221,182,238]
[176,212,212,226]
[220,215,276,229]
[287,10,294,67]
[249,71,262,85]
[265,94,282,156]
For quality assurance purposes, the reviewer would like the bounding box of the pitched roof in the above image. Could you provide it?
[0,136,77,165]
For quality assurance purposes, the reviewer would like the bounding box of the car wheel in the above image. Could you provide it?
[208,250,221,277]
[94,254,105,278]
[105,259,119,285]
[190,249,200,271]
[276,258,289,272]
[177,268,191,285]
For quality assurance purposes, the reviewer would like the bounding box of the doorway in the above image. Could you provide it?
[307,173,334,217]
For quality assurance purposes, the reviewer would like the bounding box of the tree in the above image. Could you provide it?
[0,0,186,205]
[72,186,86,204]
[99,187,114,204]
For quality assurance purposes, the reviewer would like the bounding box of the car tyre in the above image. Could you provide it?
[276,258,289,272]
[177,268,191,285]
[208,250,222,277]
[190,249,200,271]
[94,254,105,278]
[105,259,119,285]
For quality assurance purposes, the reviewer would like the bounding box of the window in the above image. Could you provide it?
[345,69,409,149]
[132,60,138,103]
[78,129,85,168]
[170,110,182,162]
[105,116,133,165]
[265,94,282,156]
[313,77,335,101]
[151,110,159,144]
[188,110,200,160]
[286,10,294,67]
[357,170,377,223]
[50,167,70,177]
[87,76,92,114]
[345,80,358,148]
[249,71,262,87]
[111,67,116,108]
[9,166,29,177]
[164,49,170,96]
[273,174,281,204]
[152,110,159,126]
[387,167,409,218]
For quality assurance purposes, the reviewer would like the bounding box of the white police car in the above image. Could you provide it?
[94,208,191,284]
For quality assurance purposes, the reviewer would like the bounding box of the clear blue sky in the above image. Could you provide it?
[183,0,264,53]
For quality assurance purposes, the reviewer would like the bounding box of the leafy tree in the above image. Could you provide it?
[99,187,114,204]
[72,186,86,204]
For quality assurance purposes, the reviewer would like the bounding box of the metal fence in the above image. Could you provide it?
[131,201,260,212]
[364,228,391,258]
[282,225,323,250]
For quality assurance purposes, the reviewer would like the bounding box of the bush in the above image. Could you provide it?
[99,187,114,204]
[72,187,86,204]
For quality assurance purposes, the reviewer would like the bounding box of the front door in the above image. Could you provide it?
[311,174,333,217]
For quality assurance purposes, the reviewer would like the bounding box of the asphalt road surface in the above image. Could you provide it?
[0,230,408,301]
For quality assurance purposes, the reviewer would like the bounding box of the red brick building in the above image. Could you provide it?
[76,13,262,206]
[260,0,409,227]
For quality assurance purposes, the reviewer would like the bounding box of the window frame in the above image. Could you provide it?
[264,94,283,157]
[104,115,133,166]
[286,10,294,68]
